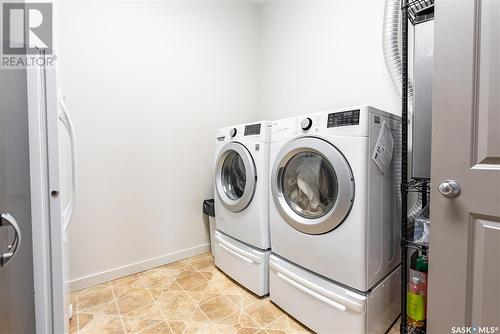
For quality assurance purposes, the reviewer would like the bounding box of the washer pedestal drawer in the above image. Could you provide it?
[269,254,400,334]
[214,230,270,296]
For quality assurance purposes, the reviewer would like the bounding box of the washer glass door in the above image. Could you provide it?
[272,137,354,234]
[216,142,256,212]
[221,151,247,200]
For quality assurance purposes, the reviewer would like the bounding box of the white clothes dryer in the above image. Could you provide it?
[268,106,401,333]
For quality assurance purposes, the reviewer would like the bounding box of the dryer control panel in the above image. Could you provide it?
[271,106,397,141]
[327,109,360,128]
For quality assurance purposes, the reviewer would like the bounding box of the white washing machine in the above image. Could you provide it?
[213,121,271,296]
[268,106,401,333]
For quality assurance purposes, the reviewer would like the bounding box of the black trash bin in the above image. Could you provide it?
[203,199,215,254]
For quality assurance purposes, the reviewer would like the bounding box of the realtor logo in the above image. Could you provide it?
[3,2,53,55]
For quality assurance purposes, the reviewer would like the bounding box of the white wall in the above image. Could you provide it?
[259,0,400,119]
[55,1,260,289]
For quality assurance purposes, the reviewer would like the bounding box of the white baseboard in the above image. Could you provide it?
[69,243,210,292]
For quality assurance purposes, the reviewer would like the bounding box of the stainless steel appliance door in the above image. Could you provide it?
[0,66,36,333]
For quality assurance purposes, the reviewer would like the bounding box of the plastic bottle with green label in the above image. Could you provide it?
[407,273,426,327]
[415,254,429,321]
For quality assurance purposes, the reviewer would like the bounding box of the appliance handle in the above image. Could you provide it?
[276,272,346,311]
[276,167,284,197]
[215,232,263,263]
[270,260,365,313]
[218,243,254,264]
[0,213,22,267]
[58,98,77,232]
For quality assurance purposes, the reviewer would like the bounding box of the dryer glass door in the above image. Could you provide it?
[282,152,338,219]
[272,137,354,235]
[216,142,256,213]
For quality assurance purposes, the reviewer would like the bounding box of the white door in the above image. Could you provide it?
[428,0,500,332]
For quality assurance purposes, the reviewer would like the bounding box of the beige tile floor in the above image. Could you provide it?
[69,252,400,334]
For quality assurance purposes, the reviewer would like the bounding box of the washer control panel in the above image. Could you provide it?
[244,123,261,136]
[327,109,360,128]
[300,118,313,131]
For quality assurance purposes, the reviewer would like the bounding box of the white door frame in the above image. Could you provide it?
[27,52,66,334]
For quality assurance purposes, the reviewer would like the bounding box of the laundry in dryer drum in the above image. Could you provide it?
[282,153,335,217]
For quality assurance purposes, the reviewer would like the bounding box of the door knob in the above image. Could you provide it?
[438,180,461,198]
[0,213,21,267]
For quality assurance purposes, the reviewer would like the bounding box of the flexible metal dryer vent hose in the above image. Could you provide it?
[383,0,423,223]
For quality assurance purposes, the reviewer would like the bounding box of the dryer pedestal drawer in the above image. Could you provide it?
[269,254,400,334]
[214,231,269,296]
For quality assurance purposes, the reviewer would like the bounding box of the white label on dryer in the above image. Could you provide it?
[372,120,394,174]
